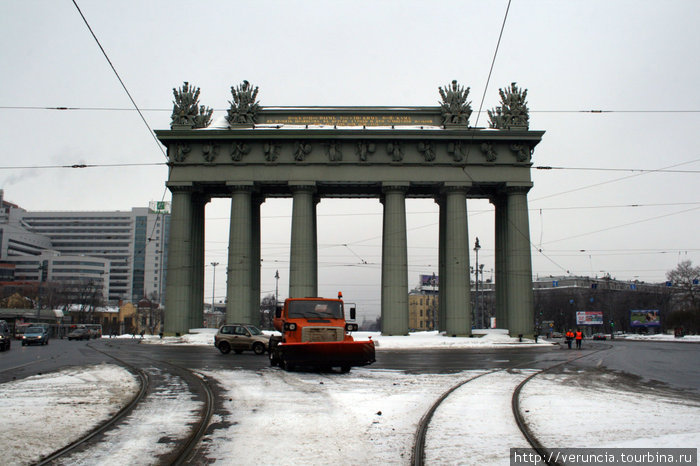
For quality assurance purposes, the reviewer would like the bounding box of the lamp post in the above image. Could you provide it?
[210,262,219,313]
[474,237,481,328]
[274,270,280,306]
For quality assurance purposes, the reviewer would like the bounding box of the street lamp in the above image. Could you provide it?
[474,237,481,328]
[274,270,280,306]
[210,262,219,312]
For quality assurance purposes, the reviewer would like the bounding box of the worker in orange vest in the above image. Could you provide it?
[565,329,574,349]
[575,329,583,349]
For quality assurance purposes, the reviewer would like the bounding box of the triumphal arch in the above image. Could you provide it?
[157,80,544,337]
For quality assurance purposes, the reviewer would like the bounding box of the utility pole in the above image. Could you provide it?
[210,262,219,312]
[274,270,280,307]
[474,237,481,329]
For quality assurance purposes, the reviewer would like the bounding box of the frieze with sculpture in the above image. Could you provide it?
[326,142,343,162]
[386,142,404,162]
[202,143,219,163]
[510,143,532,162]
[480,142,497,162]
[356,141,376,161]
[294,141,313,161]
[263,142,280,162]
[447,141,467,162]
[230,142,251,162]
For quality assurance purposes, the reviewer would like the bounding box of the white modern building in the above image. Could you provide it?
[0,190,170,305]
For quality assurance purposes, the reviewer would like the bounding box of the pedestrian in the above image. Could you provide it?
[575,329,583,349]
[140,330,145,339]
[565,329,574,349]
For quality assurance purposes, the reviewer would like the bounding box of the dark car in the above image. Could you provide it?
[0,320,11,351]
[22,326,50,346]
[592,333,607,340]
[214,324,271,355]
[67,328,91,341]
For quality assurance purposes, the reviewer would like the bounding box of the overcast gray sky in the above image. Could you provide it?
[1,0,698,322]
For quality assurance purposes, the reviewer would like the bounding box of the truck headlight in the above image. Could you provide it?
[284,322,297,331]
[345,323,358,332]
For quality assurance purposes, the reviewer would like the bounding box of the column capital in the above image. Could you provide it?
[440,181,472,195]
[503,182,533,195]
[381,181,409,193]
[226,181,255,192]
[289,181,317,193]
[166,181,194,193]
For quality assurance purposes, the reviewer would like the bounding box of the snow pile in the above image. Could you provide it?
[139,328,553,349]
[0,364,138,465]
[621,333,700,343]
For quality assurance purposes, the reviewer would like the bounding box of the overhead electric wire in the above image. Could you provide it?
[532,158,700,202]
[71,0,167,160]
[0,162,166,170]
[535,165,700,174]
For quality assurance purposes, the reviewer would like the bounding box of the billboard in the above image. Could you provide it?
[149,201,171,214]
[630,309,660,327]
[576,311,603,325]
[420,274,439,289]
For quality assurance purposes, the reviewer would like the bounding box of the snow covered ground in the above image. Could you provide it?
[0,365,140,465]
[1,363,698,464]
[1,331,698,464]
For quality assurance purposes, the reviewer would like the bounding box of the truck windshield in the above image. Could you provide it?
[288,300,343,319]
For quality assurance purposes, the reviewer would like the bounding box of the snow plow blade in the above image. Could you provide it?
[279,340,375,368]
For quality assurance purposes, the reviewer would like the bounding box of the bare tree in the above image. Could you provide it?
[666,260,700,311]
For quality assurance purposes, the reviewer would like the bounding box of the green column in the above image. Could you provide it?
[289,182,317,298]
[164,184,194,335]
[226,183,254,323]
[492,194,508,330]
[249,196,264,325]
[381,183,409,335]
[505,183,534,337]
[189,193,208,331]
[443,184,471,336]
[436,195,447,332]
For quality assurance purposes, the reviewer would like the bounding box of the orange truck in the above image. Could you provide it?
[269,294,375,372]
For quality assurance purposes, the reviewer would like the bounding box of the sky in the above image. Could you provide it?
[1,0,699,322]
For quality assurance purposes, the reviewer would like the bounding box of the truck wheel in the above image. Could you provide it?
[282,359,295,372]
[218,341,231,354]
[269,351,279,367]
[252,342,265,355]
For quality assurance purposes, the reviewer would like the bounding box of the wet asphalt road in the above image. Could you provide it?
[1,337,697,394]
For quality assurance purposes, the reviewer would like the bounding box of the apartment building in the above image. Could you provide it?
[1,191,170,304]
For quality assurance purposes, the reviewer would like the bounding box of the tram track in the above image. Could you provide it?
[34,341,214,465]
[411,343,613,466]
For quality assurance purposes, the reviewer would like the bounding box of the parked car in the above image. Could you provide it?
[67,328,91,341]
[550,332,563,339]
[215,324,271,355]
[22,326,50,346]
[592,333,607,340]
[0,320,11,351]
